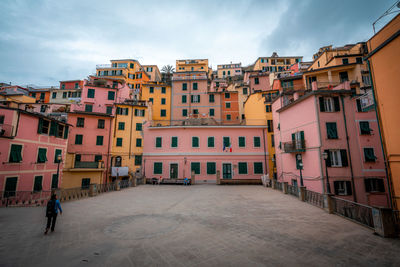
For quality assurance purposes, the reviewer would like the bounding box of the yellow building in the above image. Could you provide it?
[217,63,242,79]
[143,65,162,82]
[141,82,171,124]
[0,86,36,104]
[244,91,278,179]
[111,100,149,180]
[176,59,209,73]
[254,53,302,72]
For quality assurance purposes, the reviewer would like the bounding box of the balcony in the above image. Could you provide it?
[73,161,104,170]
[283,140,306,153]
[172,75,208,81]
[0,124,15,138]
[96,64,128,69]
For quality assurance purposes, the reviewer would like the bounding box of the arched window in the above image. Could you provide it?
[115,156,122,167]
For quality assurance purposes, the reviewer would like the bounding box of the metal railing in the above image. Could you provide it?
[331,197,374,229]
[287,185,299,197]
[283,140,306,153]
[0,123,15,138]
[1,191,52,207]
[305,190,324,208]
[74,161,99,169]
[276,181,283,191]
[120,180,131,189]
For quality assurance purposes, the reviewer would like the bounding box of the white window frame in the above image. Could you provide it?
[336,181,350,195]
[324,97,334,112]
[170,136,178,149]
[238,136,246,148]
[329,150,342,167]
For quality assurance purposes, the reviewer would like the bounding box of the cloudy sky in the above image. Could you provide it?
[0,0,396,86]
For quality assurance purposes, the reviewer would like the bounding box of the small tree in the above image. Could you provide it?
[161,65,175,74]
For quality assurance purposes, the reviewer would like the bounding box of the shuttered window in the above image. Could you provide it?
[254,162,263,174]
[96,136,103,146]
[334,181,352,196]
[192,137,199,148]
[238,162,248,174]
[33,176,43,192]
[136,138,142,147]
[364,178,385,192]
[54,149,62,163]
[223,137,230,147]
[160,109,167,117]
[156,137,162,148]
[209,94,215,103]
[182,109,188,116]
[254,137,261,147]
[208,137,215,147]
[75,134,83,145]
[154,162,163,174]
[37,148,47,163]
[364,148,376,162]
[76,117,85,127]
[87,89,95,98]
[267,120,273,132]
[85,104,93,112]
[207,162,216,174]
[209,109,215,116]
[98,119,105,129]
[108,91,115,100]
[193,83,198,90]
[360,121,371,135]
[136,123,142,131]
[191,162,200,174]
[118,122,125,130]
[135,155,142,166]
[171,137,178,148]
[182,83,187,90]
[239,137,246,147]
[182,95,187,103]
[326,122,338,139]
[116,138,123,147]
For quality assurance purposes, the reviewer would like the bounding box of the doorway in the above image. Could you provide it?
[170,164,178,179]
[222,163,232,179]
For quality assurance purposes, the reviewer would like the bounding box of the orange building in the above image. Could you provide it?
[221,91,240,124]
[366,14,400,211]
[29,88,51,103]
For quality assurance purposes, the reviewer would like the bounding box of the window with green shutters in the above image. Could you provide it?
[207,162,216,174]
[171,137,178,148]
[4,177,17,196]
[254,137,261,147]
[239,137,246,147]
[208,137,215,147]
[326,122,338,139]
[77,117,85,127]
[106,106,113,115]
[226,114,231,121]
[108,91,115,100]
[87,89,95,98]
[135,155,142,166]
[209,94,215,103]
[238,162,248,174]
[364,148,376,162]
[85,104,93,112]
[116,138,123,147]
[225,92,230,98]
[193,83,198,90]
[136,138,142,147]
[182,95,187,103]
[154,162,162,174]
[37,148,47,163]
[98,119,105,129]
[182,83,187,90]
[136,123,142,131]
[9,144,22,163]
[191,162,200,174]
[75,134,83,145]
[360,121,371,135]
[161,87,166,94]
[226,102,231,108]
[223,137,230,147]
[54,149,62,163]
[33,176,43,192]
[118,122,125,130]
[182,109,188,117]
[243,88,248,94]
[160,109,166,117]
[254,162,263,174]
[149,87,154,93]
[96,136,104,146]
[149,98,153,103]
[81,178,90,189]
[192,137,199,148]
[156,137,162,148]
[267,120,273,132]
[209,109,215,116]
[161,98,166,105]
[94,155,102,162]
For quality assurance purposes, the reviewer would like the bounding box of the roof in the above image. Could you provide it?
[0,87,30,96]
[303,63,358,74]
[0,106,71,126]
[59,80,83,83]
[110,59,138,62]
[68,111,114,118]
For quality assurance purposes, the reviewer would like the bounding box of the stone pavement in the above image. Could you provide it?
[0,185,400,267]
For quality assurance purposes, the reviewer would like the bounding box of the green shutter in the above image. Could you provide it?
[154,162,163,174]
[239,137,245,147]
[136,138,142,147]
[108,91,115,100]
[63,125,69,139]
[223,137,230,147]
[254,162,263,174]
[96,136,103,145]
[136,123,142,131]
[208,137,214,147]
[33,176,43,192]
[54,149,62,163]
[135,155,142,166]
[326,123,338,139]
[238,162,248,174]
[37,148,47,163]
[182,95,187,103]
[118,122,125,130]
[254,137,260,147]
[75,135,83,144]
[171,137,178,148]
[207,162,216,174]
[51,174,59,189]
[37,118,43,134]
[360,121,371,134]
[364,148,376,162]
[9,144,23,162]
[182,83,187,90]
[156,137,162,147]
[134,109,138,116]
[191,162,200,174]
[192,137,199,147]
[116,138,123,146]
[209,109,215,116]
[193,83,198,90]
[49,121,57,136]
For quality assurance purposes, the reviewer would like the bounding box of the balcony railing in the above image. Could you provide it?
[0,124,15,138]
[283,140,306,153]
[74,161,100,169]
[331,197,374,229]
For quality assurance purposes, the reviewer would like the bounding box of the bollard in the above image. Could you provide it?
[89,184,98,197]
[299,186,306,201]
[323,194,334,214]
[283,182,288,194]
[216,170,221,185]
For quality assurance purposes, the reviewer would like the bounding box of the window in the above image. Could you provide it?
[360,121,372,135]
[108,91,115,100]
[356,57,362,64]
[136,123,142,131]
[193,109,199,115]
[191,95,200,103]
[156,137,162,148]
[182,95,187,103]
[267,120,273,132]
[85,104,93,112]
[52,92,57,99]
[33,176,43,192]
[254,137,261,147]
[362,75,371,86]
[238,137,246,147]
[182,83,187,90]
[116,138,123,147]
[75,82,79,89]
[94,155,102,162]
[192,137,199,148]
[161,87,166,94]
[209,109,215,116]
[76,117,85,127]
[223,137,230,148]
[161,98,166,105]
[171,137,178,148]
[325,149,348,167]
[326,122,338,139]
[135,109,145,117]
[271,134,275,147]
[207,162,216,175]
[8,144,22,163]
[254,162,263,174]
[51,174,59,189]
[149,98,153,103]
[114,156,122,167]
[225,92,230,99]
[364,178,385,193]
[37,119,50,134]
[182,109,188,117]
[339,71,349,83]
[135,155,142,166]
[40,93,45,100]
[193,83,198,90]
[226,114,231,121]
[342,58,349,65]
[225,102,231,108]
[243,88,248,94]
[208,137,215,148]
[106,106,113,115]
[191,162,200,174]
[75,134,83,145]
[254,77,259,84]
[154,162,163,174]
[37,148,47,163]
[81,178,91,189]
[98,119,105,129]
[118,122,125,130]
[319,97,340,112]
[364,148,376,162]
[356,99,364,112]
[54,149,62,163]
[87,89,95,98]
[208,94,215,103]
[40,105,47,113]
[136,138,142,147]
[266,105,272,112]
[149,87,154,93]
[160,109,167,117]
[334,181,352,195]
[96,136,103,146]
[238,162,248,174]
[0,115,4,124]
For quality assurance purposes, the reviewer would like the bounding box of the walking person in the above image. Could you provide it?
[44,193,62,234]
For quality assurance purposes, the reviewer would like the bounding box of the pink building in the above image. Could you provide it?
[143,123,269,183]
[0,107,69,197]
[248,72,271,93]
[272,81,389,207]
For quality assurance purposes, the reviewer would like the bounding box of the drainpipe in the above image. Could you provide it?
[106,118,112,184]
[129,106,133,159]
[341,96,357,202]
[14,110,21,137]
[314,96,325,194]
[262,128,268,176]
[367,60,393,209]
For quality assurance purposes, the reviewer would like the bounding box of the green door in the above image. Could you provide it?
[4,177,17,197]
[222,163,232,179]
[170,164,178,179]
[51,174,59,189]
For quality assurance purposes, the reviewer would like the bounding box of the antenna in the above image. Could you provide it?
[372,0,400,33]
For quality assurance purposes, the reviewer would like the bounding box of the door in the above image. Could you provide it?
[222,163,232,179]
[4,177,17,197]
[51,174,59,189]
[170,164,178,179]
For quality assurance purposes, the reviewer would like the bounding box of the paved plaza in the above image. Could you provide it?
[1,185,400,266]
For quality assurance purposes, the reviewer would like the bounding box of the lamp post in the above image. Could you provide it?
[322,152,331,194]
[296,154,304,187]
[56,154,62,189]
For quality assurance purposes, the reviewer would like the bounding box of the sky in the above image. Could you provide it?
[0,0,396,86]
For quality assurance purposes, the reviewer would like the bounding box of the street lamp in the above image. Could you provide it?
[322,152,331,194]
[56,154,62,189]
[296,154,304,187]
